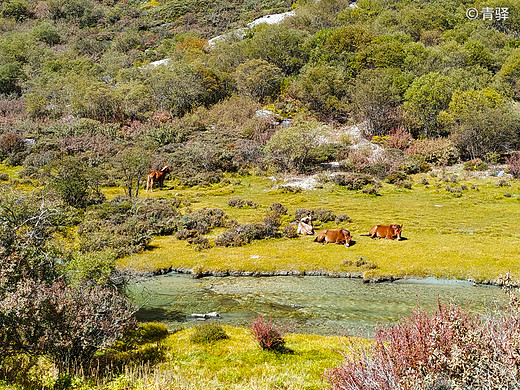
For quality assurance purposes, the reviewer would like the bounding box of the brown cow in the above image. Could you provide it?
[368,224,402,240]
[314,229,352,247]
[146,165,170,192]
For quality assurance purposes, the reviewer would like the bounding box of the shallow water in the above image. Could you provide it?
[127,273,508,337]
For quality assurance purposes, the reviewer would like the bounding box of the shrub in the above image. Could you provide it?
[407,138,459,164]
[177,208,226,235]
[189,236,212,251]
[190,322,229,344]
[227,198,257,208]
[506,153,520,179]
[175,228,199,240]
[214,228,248,247]
[335,214,352,223]
[386,126,413,150]
[78,197,182,257]
[294,208,336,223]
[270,202,288,216]
[385,171,408,184]
[177,170,223,187]
[250,316,286,352]
[0,133,26,165]
[282,225,298,238]
[464,158,488,171]
[327,302,520,389]
[332,173,373,190]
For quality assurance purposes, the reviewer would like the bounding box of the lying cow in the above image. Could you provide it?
[368,224,402,240]
[314,229,352,247]
[297,216,314,235]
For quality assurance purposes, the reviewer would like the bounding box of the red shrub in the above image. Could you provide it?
[506,153,520,179]
[387,126,413,150]
[250,316,286,352]
[327,302,520,389]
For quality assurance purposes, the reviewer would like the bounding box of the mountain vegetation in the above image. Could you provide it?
[1,0,520,387]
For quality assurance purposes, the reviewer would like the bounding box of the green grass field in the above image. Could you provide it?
[120,169,520,283]
[107,326,351,390]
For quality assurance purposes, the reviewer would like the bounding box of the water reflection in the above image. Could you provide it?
[127,273,508,337]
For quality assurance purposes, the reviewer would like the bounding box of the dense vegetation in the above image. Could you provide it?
[1,0,520,387]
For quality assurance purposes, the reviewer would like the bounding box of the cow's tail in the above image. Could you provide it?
[359,234,371,236]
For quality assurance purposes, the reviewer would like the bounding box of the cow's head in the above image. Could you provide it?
[392,224,402,240]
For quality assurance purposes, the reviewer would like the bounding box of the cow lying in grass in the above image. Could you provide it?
[368,224,403,240]
[314,229,352,247]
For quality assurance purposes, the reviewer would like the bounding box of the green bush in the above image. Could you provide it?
[463,159,488,171]
[190,323,229,344]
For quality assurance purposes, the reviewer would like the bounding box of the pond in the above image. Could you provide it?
[127,273,509,337]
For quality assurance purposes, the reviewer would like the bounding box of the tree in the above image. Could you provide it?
[112,147,152,198]
[234,59,283,101]
[498,48,520,100]
[292,63,349,118]
[0,62,24,96]
[350,68,406,135]
[404,71,455,137]
[438,88,520,159]
[46,157,105,208]
[245,24,310,75]
[147,60,209,117]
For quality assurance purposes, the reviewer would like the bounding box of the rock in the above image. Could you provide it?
[190,312,220,319]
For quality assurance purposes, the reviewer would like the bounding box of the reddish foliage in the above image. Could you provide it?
[250,316,286,352]
[387,126,413,150]
[327,302,520,389]
[0,277,136,368]
[506,153,520,179]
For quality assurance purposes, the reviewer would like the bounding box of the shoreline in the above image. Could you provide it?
[149,266,506,286]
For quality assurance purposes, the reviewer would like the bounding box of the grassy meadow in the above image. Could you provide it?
[105,326,351,390]
[119,168,520,283]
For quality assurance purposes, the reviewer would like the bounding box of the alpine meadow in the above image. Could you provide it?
[1,0,520,388]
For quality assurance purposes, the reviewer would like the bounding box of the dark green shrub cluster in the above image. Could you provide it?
[335,214,352,223]
[190,322,229,344]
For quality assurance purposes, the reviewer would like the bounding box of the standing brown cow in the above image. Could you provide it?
[314,229,352,247]
[368,224,402,240]
[146,165,170,192]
